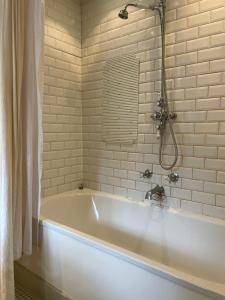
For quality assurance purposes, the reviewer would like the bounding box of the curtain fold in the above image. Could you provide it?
[0,1,44,299]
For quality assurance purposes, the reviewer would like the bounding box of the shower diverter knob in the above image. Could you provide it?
[169,112,177,120]
[151,111,161,120]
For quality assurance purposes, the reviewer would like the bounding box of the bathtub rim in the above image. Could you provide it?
[39,192,225,300]
[42,188,225,228]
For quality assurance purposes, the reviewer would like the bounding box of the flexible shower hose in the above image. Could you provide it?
[157,3,178,170]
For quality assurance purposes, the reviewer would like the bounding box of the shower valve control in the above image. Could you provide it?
[169,112,177,120]
[168,172,179,183]
[151,111,161,121]
[151,111,177,122]
[141,169,153,179]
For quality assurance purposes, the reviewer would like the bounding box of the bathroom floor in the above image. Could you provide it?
[15,284,39,300]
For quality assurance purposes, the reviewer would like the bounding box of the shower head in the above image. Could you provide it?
[118,0,160,19]
[118,3,136,19]
[118,7,129,19]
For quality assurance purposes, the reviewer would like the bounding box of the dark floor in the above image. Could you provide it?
[15,284,39,300]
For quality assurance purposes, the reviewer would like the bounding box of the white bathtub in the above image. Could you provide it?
[20,189,225,300]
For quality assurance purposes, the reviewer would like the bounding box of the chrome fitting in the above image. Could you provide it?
[168,172,179,183]
[141,169,153,179]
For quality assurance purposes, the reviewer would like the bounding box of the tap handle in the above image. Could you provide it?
[168,172,179,183]
[169,112,177,120]
[151,111,161,121]
[140,169,153,179]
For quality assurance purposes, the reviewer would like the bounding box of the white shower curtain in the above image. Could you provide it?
[0,0,44,299]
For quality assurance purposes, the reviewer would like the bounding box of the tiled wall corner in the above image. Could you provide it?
[42,0,83,196]
[81,0,225,220]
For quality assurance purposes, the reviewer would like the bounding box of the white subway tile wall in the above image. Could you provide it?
[42,0,82,196]
[81,0,225,220]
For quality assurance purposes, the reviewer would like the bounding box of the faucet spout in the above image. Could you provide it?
[145,185,165,201]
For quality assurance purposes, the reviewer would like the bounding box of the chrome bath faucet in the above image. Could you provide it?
[145,185,165,202]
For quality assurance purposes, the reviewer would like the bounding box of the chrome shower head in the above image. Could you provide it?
[118,8,129,19]
[118,0,160,20]
[118,3,137,19]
